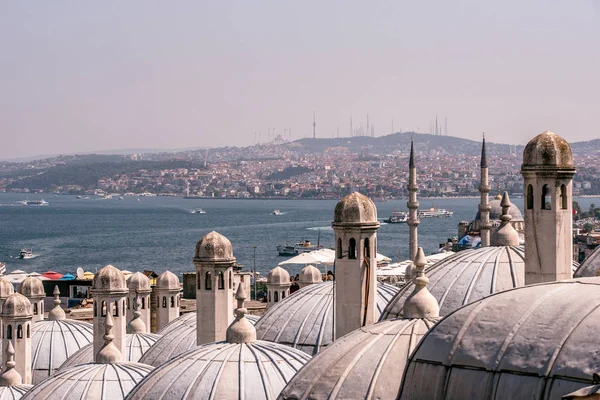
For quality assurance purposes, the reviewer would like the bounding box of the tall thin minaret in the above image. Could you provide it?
[366,114,369,137]
[444,117,448,136]
[435,115,438,136]
[350,116,353,137]
[313,112,316,139]
[407,139,420,263]
[479,135,491,247]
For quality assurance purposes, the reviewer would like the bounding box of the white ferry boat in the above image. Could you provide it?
[277,239,324,256]
[19,249,33,259]
[272,209,281,215]
[418,207,454,218]
[18,199,49,206]
[384,211,408,223]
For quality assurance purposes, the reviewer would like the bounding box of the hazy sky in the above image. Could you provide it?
[1,1,599,159]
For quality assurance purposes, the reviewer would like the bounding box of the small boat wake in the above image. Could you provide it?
[306,226,333,231]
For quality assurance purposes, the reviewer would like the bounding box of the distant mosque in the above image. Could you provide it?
[1,130,600,400]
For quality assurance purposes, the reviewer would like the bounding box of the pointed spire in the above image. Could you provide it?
[96,312,122,364]
[0,341,22,387]
[480,133,488,168]
[47,285,66,321]
[491,192,520,246]
[403,247,440,319]
[226,283,256,344]
[409,138,415,168]
[127,292,146,334]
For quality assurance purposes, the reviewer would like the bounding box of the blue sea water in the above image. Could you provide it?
[1,193,598,278]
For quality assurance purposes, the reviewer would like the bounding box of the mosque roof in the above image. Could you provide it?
[254,281,399,355]
[30,319,93,384]
[399,277,600,400]
[574,245,600,278]
[474,198,524,222]
[0,386,32,400]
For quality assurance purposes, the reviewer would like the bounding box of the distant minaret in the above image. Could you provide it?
[313,112,316,139]
[435,115,438,136]
[444,117,448,136]
[350,116,353,137]
[479,135,491,247]
[407,139,420,264]
[366,114,369,137]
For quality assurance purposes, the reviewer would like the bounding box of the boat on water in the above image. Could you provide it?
[272,209,281,215]
[277,237,324,256]
[384,211,408,223]
[418,207,454,218]
[19,249,33,259]
[18,199,49,206]
[191,208,206,214]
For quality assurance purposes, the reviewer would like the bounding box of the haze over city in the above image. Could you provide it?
[1,1,599,159]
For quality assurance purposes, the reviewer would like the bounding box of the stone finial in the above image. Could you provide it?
[480,134,488,168]
[127,292,146,334]
[0,341,22,387]
[96,312,122,364]
[491,192,520,247]
[403,247,440,319]
[47,285,66,321]
[226,283,256,344]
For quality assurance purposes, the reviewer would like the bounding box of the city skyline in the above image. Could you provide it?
[1,1,599,159]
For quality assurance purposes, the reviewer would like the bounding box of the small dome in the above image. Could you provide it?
[280,317,437,400]
[22,362,153,400]
[333,192,378,225]
[1,293,32,318]
[399,277,600,400]
[155,271,180,291]
[194,231,235,262]
[522,130,574,169]
[127,341,310,400]
[30,319,93,384]
[0,386,32,399]
[18,277,44,299]
[92,265,127,293]
[0,277,14,299]
[267,266,290,285]
[60,333,161,369]
[255,281,399,355]
[474,199,523,222]
[575,246,600,278]
[299,265,322,285]
[490,192,521,247]
[126,272,151,293]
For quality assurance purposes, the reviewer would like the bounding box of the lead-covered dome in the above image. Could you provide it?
[333,192,378,225]
[18,277,44,299]
[0,277,14,299]
[575,246,600,278]
[399,277,600,400]
[522,130,574,169]
[22,362,153,400]
[155,271,179,290]
[475,198,523,222]
[0,386,31,400]
[194,231,234,261]
[126,272,151,293]
[30,319,93,384]
[255,281,399,355]
[92,264,127,293]
[267,266,290,285]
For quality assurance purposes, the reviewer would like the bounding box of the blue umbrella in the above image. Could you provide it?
[60,273,75,280]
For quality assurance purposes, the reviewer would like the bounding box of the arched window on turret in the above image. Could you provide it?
[229,271,232,289]
[349,238,357,259]
[542,184,551,210]
[197,273,201,290]
[126,297,130,309]
[218,271,225,290]
[268,291,271,302]
[561,184,568,209]
[113,301,119,317]
[27,324,30,338]
[141,297,145,309]
[94,303,97,317]
[527,185,534,209]
[101,301,107,317]
[337,238,343,259]
[7,325,12,340]
[274,291,279,302]
[171,296,175,308]
[282,291,286,299]
[205,272,212,291]
[162,296,167,308]
[33,303,38,315]
[364,238,370,259]
[123,300,125,315]
[17,325,22,339]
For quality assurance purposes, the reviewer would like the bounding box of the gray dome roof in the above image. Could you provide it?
[0,278,14,299]
[254,281,399,355]
[0,386,32,400]
[22,362,153,400]
[194,231,235,262]
[399,277,600,400]
[522,130,574,168]
[60,332,161,369]
[280,317,438,400]
[267,266,290,285]
[1,293,32,318]
[155,271,179,290]
[140,312,259,367]
[126,272,151,293]
[381,246,526,319]
[474,199,524,222]
[30,319,93,384]
[575,245,600,278]
[333,192,378,225]
[18,277,44,299]
[127,341,310,400]
[92,265,127,293]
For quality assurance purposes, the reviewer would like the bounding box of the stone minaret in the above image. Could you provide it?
[154,271,180,331]
[18,277,45,322]
[266,266,291,309]
[479,135,492,247]
[193,231,235,345]
[1,293,33,384]
[126,272,151,332]
[332,192,380,339]
[91,265,127,362]
[521,130,576,284]
[407,139,420,264]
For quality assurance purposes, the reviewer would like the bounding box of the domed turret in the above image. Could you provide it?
[266,266,291,309]
[522,130,574,169]
[298,265,322,288]
[126,272,150,292]
[154,271,180,331]
[125,272,151,333]
[267,266,290,285]
[333,192,378,225]
[194,231,234,262]
[0,278,14,302]
[92,265,127,294]
[1,293,33,384]
[2,293,32,319]
[155,271,179,290]
[18,277,44,322]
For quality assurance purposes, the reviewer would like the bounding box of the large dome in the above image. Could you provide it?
[382,246,526,319]
[254,281,399,355]
[60,332,161,369]
[574,246,600,277]
[474,198,523,222]
[399,277,600,400]
[127,341,310,400]
[22,362,153,400]
[140,312,259,367]
[522,130,574,169]
[30,319,93,384]
[280,317,437,400]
